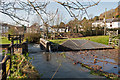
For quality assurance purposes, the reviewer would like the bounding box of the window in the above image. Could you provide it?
[110,22,112,27]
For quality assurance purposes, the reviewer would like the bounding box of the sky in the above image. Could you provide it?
[0,1,119,26]
[46,2,118,22]
[87,2,118,17]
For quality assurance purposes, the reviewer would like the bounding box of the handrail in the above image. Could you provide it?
[0,53,11,80]
[0,34,28,80]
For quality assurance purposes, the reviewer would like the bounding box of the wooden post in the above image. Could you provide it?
[8,47,12,74]
[118,39,120,47]
[46,42,49,52]
[8,34,10,41]
[22,35,24,42]
[19,35,21,44]
[22,40,28,55]
[26,39,28,53]
[2,62,6,80]
[11,38,14,54]
[40,43,44,50]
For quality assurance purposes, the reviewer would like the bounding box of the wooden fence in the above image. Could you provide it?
[0,34,28,80]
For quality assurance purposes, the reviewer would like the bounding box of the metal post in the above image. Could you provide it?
[104,8,107,35]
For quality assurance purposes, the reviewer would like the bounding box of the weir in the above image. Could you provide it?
[40,38,114,52]
[59,40,113,51]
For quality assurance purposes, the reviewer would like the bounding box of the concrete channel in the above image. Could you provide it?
[40,38,113,51]
[59,40,113,51]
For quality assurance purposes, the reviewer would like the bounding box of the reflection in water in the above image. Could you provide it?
[28,44,105,78]
[66,50,119,74]
[43,52,51,61]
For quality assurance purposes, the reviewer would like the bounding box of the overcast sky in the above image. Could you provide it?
[0,0,119,26]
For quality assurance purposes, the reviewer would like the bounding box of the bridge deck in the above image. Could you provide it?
[60,40,113,51]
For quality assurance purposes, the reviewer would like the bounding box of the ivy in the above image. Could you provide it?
[8,52,32,79]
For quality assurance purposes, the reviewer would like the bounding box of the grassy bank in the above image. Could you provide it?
[7,53,40,79]
[0,37,11,44]
[60,53,119,79]
[0,36,26,44]
[49,36,109,45]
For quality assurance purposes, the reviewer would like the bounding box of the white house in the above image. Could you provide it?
[0,23,10,33]
[92,20,105,27]
[92,18,120,29]
[50,26,69,33]
[108,19,120,29]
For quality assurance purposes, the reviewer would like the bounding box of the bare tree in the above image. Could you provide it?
[0,0,101,38]
[53,0,100,19]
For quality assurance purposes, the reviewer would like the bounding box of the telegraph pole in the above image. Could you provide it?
[104,8,107,35]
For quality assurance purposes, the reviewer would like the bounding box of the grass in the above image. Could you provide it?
[89,70,119,79]
[0,36,26,44]
[0,37,11,44]
[49,36,109,45]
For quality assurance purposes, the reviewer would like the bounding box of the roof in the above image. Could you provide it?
[93,20,103,23]
[52,26,66,28]
[106,18,114,23]
[0,23,22,28]
[30,23,40,28]
[14,27,24,33]
[112,18,120,22]
[93,18,120,23]
[0,23,16,27]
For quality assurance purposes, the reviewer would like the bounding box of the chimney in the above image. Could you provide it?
[28,24,29,27]
[112,16,115,21]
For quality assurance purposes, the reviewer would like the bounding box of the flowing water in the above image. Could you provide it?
[28,44,105,78]
[65,50,120,75]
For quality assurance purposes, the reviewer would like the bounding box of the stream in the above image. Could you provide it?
[28,44,105,79]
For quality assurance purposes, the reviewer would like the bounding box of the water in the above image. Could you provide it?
[28,44,105,78]
[65,50,119,75]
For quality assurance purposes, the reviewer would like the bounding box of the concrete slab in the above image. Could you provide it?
[59,40,113,51]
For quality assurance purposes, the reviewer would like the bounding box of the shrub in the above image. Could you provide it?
[24,33,41,43]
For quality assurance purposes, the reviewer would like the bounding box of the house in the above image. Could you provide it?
[107,18,120,28]
[92,20,105,28]
[92,18,120,29]
[26,27,32,33]
[0,23,11,34]
[15,27,24,34]
[51,25,69,33]
[40,25,47,32]
[0,23,24,35]
[26,23,41,33]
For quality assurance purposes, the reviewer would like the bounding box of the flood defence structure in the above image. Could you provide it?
[40,38,113,52]
[40,38,51,52]
[59,40,113,51]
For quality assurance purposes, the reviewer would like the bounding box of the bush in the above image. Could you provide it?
[24,33,41,43]
[80,29,104,36]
